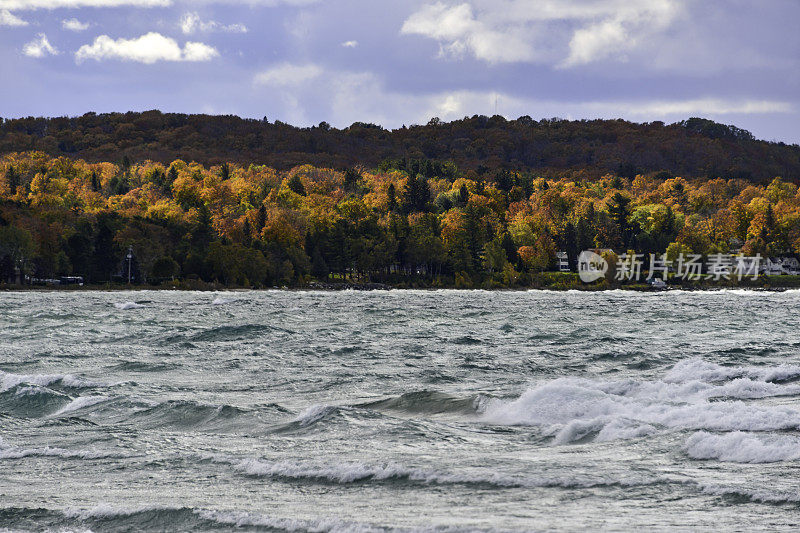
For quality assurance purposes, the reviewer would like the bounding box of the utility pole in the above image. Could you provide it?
[127,246,133,284]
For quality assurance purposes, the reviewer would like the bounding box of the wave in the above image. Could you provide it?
[664,359,800,384]
[198,447,679,492]
[113,301,145,310]
[163,324,293,343]
[0,370,106,392]
[481,359,800,446]
[51,395,109,416]
[0,384,72,418]
[109,360,179,372]
[357,391,486,416]
[274,404,345,431]
[211,296,235,305]
[685,431,800,463]
[0,443,121,461]
[129,399,248,429]
[699,484,800,504]
[195,509,388,532]
[3,505,393,533]
[451,336,482,345]
[223,456,668,490]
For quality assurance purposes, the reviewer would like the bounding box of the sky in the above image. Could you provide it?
[1,0,798,144]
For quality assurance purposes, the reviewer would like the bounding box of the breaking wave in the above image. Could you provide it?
[482,359,800,445]
[685,431,800,463]
[0,370,106,392]
[217,456,669,490]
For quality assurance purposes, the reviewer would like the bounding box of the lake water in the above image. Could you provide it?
[2,289,800,531]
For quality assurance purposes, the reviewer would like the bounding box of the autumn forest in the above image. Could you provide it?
[1,113,799,289]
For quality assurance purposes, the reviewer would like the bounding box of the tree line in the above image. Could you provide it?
[1,151,799,288]
[1,112,798,183]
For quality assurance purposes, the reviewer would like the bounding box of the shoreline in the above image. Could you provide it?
[2,282,798,293]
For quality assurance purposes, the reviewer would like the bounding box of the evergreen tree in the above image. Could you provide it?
[90,171,101,192]
[243,218,252,245]
[5,166,19,195]
[501,232,518,265]
[311,246,329,279]
[194,204,213,247]
[257,205,267,231]
[93,215,117,282]
[288,175,306,196]
[459,184,469,205]
[402,174,430,213]
[576,216,594,252]
[344,168,359,191]
[167,165,178,185]
[607,192,633,248]
[495,170,513,192]
[0,254,13,284]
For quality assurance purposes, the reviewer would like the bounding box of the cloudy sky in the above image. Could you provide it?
[1,0,798,143]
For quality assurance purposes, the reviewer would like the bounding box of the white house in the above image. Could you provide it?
[761,258,784,276]
[781,257,800,275]
[556,251,570,272]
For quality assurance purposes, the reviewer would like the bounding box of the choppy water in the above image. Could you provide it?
[2,290,800,531]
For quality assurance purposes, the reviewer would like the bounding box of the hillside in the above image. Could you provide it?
[1,112,798,182]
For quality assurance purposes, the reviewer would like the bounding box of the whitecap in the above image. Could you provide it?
[113,301,145,310]
[52,395,108,416]
[481,359,800,445]
[685,431,800,463]
[0,370,105,392]
[292,404,338,426]
[224,456,666,490]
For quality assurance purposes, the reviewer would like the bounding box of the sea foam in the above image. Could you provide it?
[685,431,800,463]
[482,358,800,447]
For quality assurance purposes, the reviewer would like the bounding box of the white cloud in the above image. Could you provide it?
[606,98,795,117]
[0,7,27,25]
[562,0,680,67]
[0,0,169,8]
[180,12,247,34]
[341,40,358,48]
[253,61,794,131]
[22,33,58,57]
[75,32,218,64]
[401,0,685,66]
[254,63,322,87]
[0,0,318,8]
[420,93,795,122]
[62,17,89,31]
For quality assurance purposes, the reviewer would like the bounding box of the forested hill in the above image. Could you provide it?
[1,112,798,182]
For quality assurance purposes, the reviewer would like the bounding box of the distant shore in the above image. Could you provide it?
[4,275,800,293]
